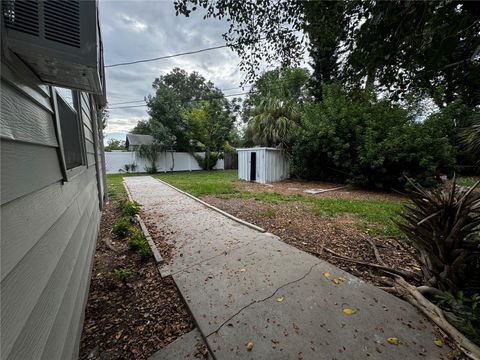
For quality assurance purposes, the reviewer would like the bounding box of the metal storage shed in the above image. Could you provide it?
[237,147,290,184]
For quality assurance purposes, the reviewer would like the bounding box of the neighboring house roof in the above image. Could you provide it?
[125,134,153,148]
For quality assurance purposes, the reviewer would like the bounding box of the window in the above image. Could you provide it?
[53,87,85,172]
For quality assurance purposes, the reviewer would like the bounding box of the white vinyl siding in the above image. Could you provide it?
[0,57,104,360]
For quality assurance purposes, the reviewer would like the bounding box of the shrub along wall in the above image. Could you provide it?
[291,84,456,190]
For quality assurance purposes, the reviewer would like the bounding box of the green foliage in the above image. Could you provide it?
[131,120,151,135]
[120,201,141,217]
[112,217,133,238]
[193,152,222,171]
[111,268,135,283]
[145,68,230,150]
[122,163,137,173]
[104,139,126,152]
[436,291,480,346]
[128,233,153,261]
[183,97,236,169]
[397,179,480,295]
[243,67,309,148]
[136,144,160,173]
[261,207,276,218]
[292,84,455,189]
[175,1,479,108]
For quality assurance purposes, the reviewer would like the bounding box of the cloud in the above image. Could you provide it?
[99,0,308,136]
[100,0,245,135]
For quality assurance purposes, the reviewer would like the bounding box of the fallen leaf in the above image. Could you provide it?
[324,272,331,278]
[245,341,254,351]
[342,308,356,315]
[433,339,443,347]
[240,268,247,273]
[387,337,399,345]
[276,296,284,302]
[115,330,123,340]
[332,277,346,285]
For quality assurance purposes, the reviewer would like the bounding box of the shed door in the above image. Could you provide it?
[250,152,256,181]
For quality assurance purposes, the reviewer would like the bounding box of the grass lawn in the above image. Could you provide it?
[107,170,404,238]
[454,176,480,187]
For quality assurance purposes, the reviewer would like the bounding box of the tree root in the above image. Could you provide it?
[392,276,480,360]
[306,246,419,281]
[365,237,386,266]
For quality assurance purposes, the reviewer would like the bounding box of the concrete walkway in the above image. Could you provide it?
[124,176,448,360]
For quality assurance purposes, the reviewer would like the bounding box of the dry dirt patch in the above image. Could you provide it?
[235,179,404,201]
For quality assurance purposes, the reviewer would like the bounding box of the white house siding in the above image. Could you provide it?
[0,58,105,360]
[237,148,289,184]
[105,151,224,174]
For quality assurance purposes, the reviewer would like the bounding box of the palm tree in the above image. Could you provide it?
[250,96,301,148]
[460,119,480,162]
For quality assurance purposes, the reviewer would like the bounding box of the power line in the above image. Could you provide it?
[108,91,249,110]
[109,99,145,105]
[106,44,229,68]
[107,86,253,106]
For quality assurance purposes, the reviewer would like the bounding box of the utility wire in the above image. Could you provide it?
[108,91,249,110]
[106,44,229,68]
[108,86,252,105]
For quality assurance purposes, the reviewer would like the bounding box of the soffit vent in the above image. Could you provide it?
[3,0,39,37]
[44,0,80,48]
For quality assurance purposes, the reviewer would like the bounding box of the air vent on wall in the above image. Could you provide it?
[44,0,80,48]
[2,0,103,94]
[3,0,39,37]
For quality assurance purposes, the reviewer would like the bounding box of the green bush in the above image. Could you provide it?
[111,267,135,283]
[120,201,141,217]
[112,217,133,238]
[145,164,158,174]
[291,84,455,189]
[397,179,480,295]
[436,291,480,346]
[193,152,222,170]
[128,233,153,261]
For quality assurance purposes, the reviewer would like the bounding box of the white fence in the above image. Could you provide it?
[105,151,224,174]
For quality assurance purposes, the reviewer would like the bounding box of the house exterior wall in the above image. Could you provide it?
[0,56,105,360]
[105,151,224,174]
[238,148,289,184]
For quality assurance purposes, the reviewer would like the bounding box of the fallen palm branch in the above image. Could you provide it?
[305,246,419,281]
[392,276,480,360]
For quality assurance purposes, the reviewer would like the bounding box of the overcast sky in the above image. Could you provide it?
[100,0,247,140]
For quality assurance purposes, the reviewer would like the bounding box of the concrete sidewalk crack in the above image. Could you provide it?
[169,241,255,277]
[205,262,321,338]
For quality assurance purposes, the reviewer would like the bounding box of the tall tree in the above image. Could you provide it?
[146,67,222,149]
[174,1,480,107]
[183,98,236,169]
[243,67,309,148]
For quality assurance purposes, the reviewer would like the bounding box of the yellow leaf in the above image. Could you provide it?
[387,337,399,345]
[115,330,123,340]
[332,277,346,285]
[276,296,284,302]
[342,308,356,315]
[434,339,443,347]
[324,272,331,278]
[245,341,254,351]
[240,268,247,273]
